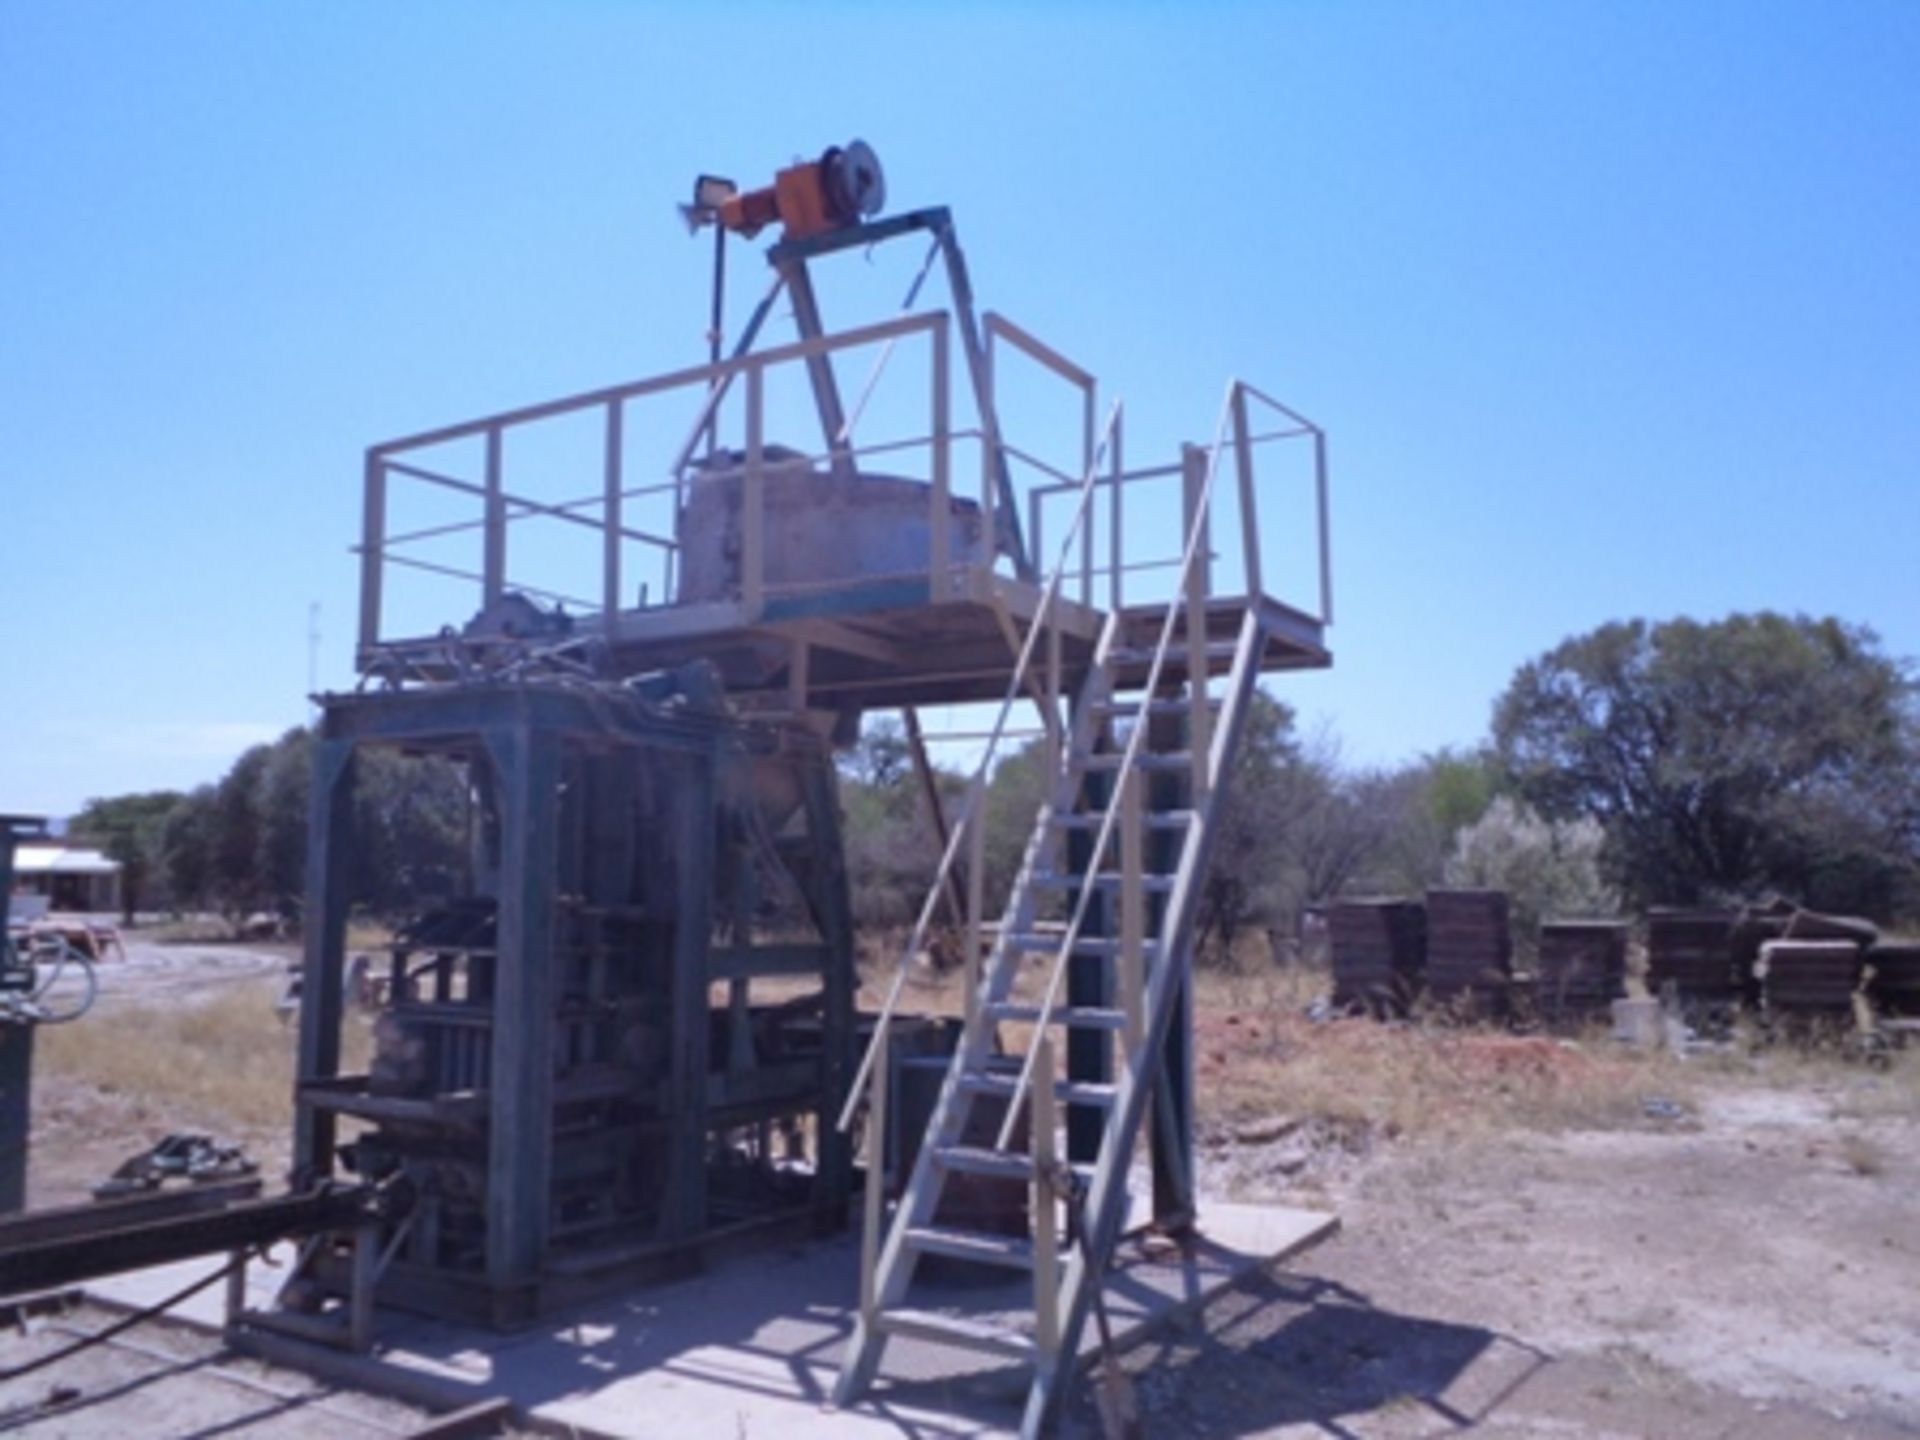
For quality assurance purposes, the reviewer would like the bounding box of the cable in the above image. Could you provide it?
[25,936,98,1025]
[0,1251,249,1385]
[836,234,946,445]
[36,1323,414,1437]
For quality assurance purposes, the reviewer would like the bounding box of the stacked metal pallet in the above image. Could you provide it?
[1727,901,1793,1006]
[1329,898,1427,1016]
[1866,942,1920,1017]
[1535,919,1628,1024]
[1755,909,1876,1020]
[1645,908,1741,1002]
[1423,888,1512,1015]
[1755,939,1862,1015]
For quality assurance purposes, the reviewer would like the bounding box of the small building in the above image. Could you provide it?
[10,843,122,915]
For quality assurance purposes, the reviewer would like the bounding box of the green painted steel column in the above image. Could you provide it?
[0,1026,31,1213]
[661,744,715,1242]
[293,740,356,1186]
[800,749,856,1227]
[484,724,562,1314]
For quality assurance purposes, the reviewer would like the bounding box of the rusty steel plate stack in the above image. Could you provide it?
[1728,901,1794,1006]
[1423,888,1513,1016]
[1535,919,1629,1024]
[1645,908,1741,1002]
[1329,898,1427,1017]
[1865,942,1920,1017]
[1756,938,1864,1015]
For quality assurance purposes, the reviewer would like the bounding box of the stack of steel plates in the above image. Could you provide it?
[1535,919,1629,1022]
[1728,901,1794,1005]
[1328,898,1426,1016]
[1783,909,1880,947]
[1423,888,1512,1013]
[1645,908,1741,1000]
[1756,938,1863,1014]
[1866,942,1920,1017]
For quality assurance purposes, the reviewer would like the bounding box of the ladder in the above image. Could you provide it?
[833,390,1275,1437]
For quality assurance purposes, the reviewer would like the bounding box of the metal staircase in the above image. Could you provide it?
[833,385,1284,1436]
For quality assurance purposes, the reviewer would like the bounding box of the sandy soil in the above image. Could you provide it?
[12,943,1919,1436]
[1076,1073,1920,1437]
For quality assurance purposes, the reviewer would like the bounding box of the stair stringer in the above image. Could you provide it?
[1017,604,1271,1437]
[831,612,1124,1405]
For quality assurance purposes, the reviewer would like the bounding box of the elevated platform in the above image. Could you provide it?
[351,285,1332,724]
[369,567,1328,716]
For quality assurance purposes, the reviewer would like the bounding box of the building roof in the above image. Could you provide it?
[13,844,121,876]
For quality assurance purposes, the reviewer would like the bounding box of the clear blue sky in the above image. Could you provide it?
[4,2,1917,817]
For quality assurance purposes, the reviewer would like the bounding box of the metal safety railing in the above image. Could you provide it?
[355,310,973,657]
[353,305,1118,667]
[1023,383,1333,627]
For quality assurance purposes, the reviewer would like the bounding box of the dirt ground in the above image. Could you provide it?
[1071,1067,1920,1437]
[10,943,1920,1437]
[24,937,294,1209]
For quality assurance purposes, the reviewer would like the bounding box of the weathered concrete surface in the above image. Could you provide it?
[89,1200,1335,1438]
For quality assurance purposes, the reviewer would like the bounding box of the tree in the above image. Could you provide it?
[837,718,953,934]
[350,748,469,916]
[161,786,218,912]
[1444,796,1614,953]
[1196,693,1306,959]
[841,718,910,791]
[1492,612,1920,918]
[211,743,273,916]
[980,735,1048,920]
[256,727,314,918]
[70,790,183,921]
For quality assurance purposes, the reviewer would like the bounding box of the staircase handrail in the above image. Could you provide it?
[836,399,1126,1133]
[991,379,1244,1149]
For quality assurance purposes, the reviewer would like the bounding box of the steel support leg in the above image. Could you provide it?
[482,726,561,1316]
[294,740,357,1187]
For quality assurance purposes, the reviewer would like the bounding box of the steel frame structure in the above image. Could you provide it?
[273,200,1334,1433]
[289,679,855,1328]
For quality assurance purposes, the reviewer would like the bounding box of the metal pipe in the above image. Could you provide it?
[370,303,933,459]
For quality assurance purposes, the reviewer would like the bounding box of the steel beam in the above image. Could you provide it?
[482,725,561,1302]
[662,749,716,1241]
[0,1187,370,1298]
[293,740,356,1185]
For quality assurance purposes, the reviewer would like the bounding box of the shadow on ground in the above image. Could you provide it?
[1060,1268,1535,1437]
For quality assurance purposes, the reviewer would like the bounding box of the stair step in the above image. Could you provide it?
[1002,933,1164,959]
[1110,640,1239,666]
[985,1002,1132,1030]
[1093,697,1223,718]
[960,1072,1118,1107]
[904,1225,1039,1270]
[1030,870,1175,894]
[1049,808,1196,831]
[931,1144,1095,1182]
[1081,750,1195,773]
[875,1307,1037,1362]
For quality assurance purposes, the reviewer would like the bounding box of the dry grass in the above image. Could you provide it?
[40,932,1909,1168]
[1188,962,1695,1139]
[873,941,1699,1142]
[37,979,372,1135]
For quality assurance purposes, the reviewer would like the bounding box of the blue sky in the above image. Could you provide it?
[3,2,1916,816]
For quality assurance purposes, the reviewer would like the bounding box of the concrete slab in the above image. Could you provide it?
[95,1201,1332,1438]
